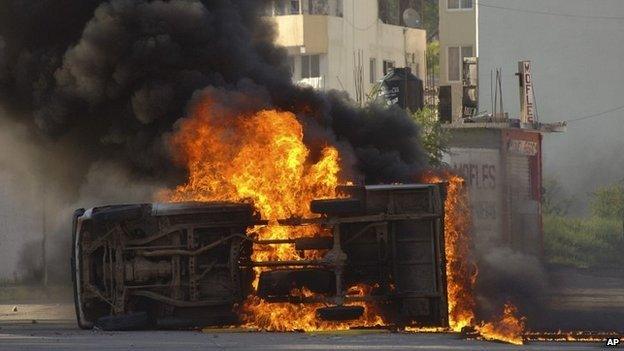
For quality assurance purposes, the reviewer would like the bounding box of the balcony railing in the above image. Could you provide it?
[297,77,324,90]
[265,0,343,17]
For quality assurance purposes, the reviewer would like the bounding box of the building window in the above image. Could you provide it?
[334,0,343,17]
[301,0,343,16]
[448,0,473,10]
[370,58,377,83]
[290,0,301,14]
[287,56,295,76]
[383,60,395,75]
[261,3,274,16]
[271,0,302,15]
[301,54,320,78]
[447,46,473,82]
[308,0,328,15]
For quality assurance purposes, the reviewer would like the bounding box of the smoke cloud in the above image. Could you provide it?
[0,0,425,185]
[474,245,549,327]
[0,0,426,280]
[0,109,166,281]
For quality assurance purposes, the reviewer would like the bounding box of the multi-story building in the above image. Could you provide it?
[265,0,427,100]
[438,0,475,89]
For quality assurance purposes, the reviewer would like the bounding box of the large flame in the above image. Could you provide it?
[421,172,476,331]
[422,171,525,344]
[241,285,385,331]
[169,96,385,330]
[169,95,525,339]
[169,98,340,216]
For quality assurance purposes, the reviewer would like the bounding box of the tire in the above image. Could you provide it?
[310,198,362,215]
[94,312,150,331]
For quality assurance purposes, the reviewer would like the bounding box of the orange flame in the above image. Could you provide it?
[169,98,340,216]
[421,171,476,331]
[422,171,526,344]
[241,285,385,331]
[525,331,622,342]
[169,95,525,338]
[169,96,387,330]
[476,303,526,345]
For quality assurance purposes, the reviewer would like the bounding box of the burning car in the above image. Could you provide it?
[71,184,448,330]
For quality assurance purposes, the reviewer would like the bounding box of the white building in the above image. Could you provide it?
[266,0,427,100]
[440,0,624,198]
[438,0,475,89]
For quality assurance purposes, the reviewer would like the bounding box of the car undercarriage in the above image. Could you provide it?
[71,184,448,330]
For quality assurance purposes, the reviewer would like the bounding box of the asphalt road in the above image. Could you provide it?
[0,304,610,351]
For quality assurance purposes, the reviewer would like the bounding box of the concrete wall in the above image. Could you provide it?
[477,0,624,196]
[269,0,427,99]
[447,127,543,254]
[0,162,43,280]
[271,15,329,54]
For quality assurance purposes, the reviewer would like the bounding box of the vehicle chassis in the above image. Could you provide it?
[72,184,449,329]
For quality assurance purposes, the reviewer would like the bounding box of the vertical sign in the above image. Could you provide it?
[518,61,535,124]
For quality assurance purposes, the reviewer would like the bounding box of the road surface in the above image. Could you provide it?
[0,304,609,351]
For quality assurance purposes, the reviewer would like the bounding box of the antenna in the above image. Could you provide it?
[402,8,421,28]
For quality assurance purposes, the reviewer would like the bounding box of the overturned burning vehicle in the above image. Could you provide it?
[71,184,449,330]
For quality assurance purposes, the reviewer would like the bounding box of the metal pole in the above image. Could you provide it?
[41,184,48,287]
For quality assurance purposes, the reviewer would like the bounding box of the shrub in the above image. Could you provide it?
[544,214,623,268]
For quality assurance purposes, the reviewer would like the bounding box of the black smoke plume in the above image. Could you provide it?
[0,0,426,189]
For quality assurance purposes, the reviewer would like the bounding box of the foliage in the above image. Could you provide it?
[541,177,574,216]
[544,215,623,268]
[427,40,440,79]
[590,180,624,219]
[423,0,439,40]
[377,0,438,40]
[412,107,448,167]
[543,180,624,268]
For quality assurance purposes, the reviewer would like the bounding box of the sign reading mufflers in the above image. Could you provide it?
[518,61,535,124]
[450,148,502,244]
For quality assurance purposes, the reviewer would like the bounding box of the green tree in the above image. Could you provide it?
[427,40,439,80]
[543,180,624,268]
[423,0,439,40]
[542,177,574,216]
[590,181,624,241]
[590,181,624,219]
[412,107,448,167]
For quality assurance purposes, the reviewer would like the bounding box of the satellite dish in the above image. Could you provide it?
[402,8,421,28]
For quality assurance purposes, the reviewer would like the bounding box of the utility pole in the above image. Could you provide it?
[41,183,48,288]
